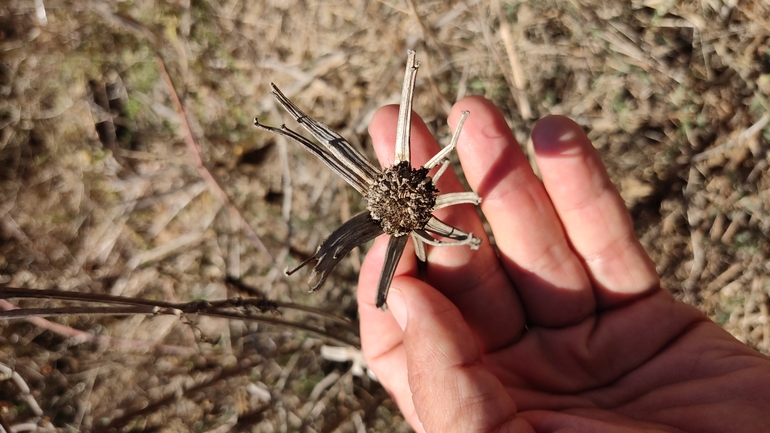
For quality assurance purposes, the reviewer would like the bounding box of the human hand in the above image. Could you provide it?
[357,96,770,433]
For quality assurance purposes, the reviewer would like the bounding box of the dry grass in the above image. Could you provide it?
[1,0,769,431]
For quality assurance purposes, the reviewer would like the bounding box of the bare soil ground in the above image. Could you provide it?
[1,0,769,431]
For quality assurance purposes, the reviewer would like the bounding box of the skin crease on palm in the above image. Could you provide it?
[357,96,770,433]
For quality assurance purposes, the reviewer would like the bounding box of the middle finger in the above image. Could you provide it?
[450,97,596,327]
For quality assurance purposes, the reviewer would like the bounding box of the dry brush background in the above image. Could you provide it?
[1,0,769,431]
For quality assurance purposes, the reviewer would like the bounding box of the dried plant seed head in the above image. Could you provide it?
[256,52,481,310]
[365,161,438,236]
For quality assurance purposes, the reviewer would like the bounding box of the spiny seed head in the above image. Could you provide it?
[364,161,438,236]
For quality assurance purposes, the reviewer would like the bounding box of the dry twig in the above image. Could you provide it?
[491,0,532,119]
[0,287,359,347]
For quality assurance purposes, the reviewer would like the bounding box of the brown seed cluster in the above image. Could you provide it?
[364,161,438,236]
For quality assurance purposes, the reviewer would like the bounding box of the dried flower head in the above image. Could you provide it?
[254,50,481,310]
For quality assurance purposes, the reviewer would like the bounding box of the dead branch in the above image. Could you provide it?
[0,286,359,347]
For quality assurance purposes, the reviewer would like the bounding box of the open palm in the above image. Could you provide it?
[358,97,770,433]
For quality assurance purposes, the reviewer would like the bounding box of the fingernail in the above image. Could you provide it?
[386,288,407,331]
[532,115,586,156]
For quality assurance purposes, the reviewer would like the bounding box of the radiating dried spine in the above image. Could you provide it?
[394,51,420,165]
[255,50,482,310]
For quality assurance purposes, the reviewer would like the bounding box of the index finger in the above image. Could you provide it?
[364,105,525,353]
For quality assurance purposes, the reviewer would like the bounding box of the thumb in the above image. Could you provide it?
[386,277,532,433]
